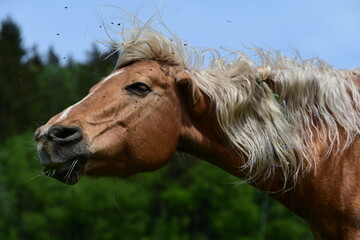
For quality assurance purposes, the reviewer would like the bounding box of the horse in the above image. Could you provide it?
[34,22,360,239]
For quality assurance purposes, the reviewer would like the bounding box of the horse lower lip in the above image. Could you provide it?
[44,158,87,185]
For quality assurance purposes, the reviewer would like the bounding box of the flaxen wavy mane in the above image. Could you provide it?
[111,18,360,185]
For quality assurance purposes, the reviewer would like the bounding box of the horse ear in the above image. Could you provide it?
[175,70,206,115]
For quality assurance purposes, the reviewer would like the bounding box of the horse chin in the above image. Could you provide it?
[83,161,134,179]
[43,158,88,185]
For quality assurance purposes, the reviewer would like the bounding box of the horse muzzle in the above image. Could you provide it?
[35,125,90,185]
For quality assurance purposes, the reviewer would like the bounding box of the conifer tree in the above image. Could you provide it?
[0,17,27,140]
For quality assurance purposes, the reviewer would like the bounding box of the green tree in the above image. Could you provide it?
[46,46,59,65]
[0,17,27,140]
[0,17,25,76]
[26,45,43,67]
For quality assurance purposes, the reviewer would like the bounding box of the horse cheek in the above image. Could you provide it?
[131,108,180,172]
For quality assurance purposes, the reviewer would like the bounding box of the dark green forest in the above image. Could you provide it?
[0,17,313,239]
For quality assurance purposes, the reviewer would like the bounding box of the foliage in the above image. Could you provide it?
[0,17,313,239]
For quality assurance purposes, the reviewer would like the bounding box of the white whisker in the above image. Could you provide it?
[26,172,47,182]
[65,160,79,183]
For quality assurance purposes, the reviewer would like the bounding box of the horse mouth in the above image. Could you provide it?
[43,158,88,185]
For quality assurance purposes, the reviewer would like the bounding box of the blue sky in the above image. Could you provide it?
[1,0,359,68]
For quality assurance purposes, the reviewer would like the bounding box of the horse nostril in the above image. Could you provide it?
[47,125,83,144]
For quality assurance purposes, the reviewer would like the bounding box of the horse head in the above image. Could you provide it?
[35,60,208,184]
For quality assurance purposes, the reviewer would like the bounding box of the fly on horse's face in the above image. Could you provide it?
[35,60,204,184]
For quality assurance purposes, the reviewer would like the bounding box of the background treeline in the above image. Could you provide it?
[0,17,313,240]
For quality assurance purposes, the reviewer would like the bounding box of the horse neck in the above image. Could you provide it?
[181,100,360,222]
[178,94,290,196]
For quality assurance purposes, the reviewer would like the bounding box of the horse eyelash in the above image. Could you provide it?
[125,82,152,96]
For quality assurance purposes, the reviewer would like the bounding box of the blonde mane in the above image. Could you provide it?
[112,19,360,186]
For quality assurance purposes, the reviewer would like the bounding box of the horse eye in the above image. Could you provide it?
[125,82,152,96]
